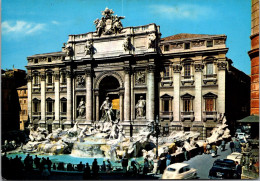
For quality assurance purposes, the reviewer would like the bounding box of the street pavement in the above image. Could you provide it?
[183,142,232,179]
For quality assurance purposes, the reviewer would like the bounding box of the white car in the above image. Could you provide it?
[237,132,250,139]
[162,163,197,179]
[227,152,243,164]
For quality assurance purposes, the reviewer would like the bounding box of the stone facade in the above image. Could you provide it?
[26,8,250,139]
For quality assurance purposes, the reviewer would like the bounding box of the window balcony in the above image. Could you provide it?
[161,76,173,86]
[32,112,41,120]
[46,83,54,87]
[46,112,55,119]
[181,111,195,121]
[181,75,194,85]
[160,111,173,121]
[203,111,217,122]
[203,74,217,84]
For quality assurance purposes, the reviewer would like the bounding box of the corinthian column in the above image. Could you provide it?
[147,64,155,121]
[66,71,73,122]
[124,66,131,121]
[85,68,93,122]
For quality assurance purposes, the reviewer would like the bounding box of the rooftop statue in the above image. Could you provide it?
[94,8,125,36]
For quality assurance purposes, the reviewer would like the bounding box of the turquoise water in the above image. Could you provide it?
[6,153,144,166]
[7,153,108,165]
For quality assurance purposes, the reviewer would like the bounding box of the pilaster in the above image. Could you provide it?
[54,73,60,121]
[194,63,204,121]
[217,62,227,114]
[40,73,46,122]
[173,64,182,122]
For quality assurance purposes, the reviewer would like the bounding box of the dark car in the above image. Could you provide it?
[208,159,238,179]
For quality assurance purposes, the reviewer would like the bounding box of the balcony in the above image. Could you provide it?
[160,111,173,120]
[203,74,217,84]
[181,111,195,121]
[32,112,41,120]
[181,75,194,85]
[161,76,173,86]
[203,111,217,121]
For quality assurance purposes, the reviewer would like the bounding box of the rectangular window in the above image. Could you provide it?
[34,59,38,63]
[164,66,170,77]
[207,40,213,47]
[48,58,52,62]
[47,101,53,112]
[164,100,169,112]
[48,75,52,84]
[62,74,67,84]
[184,43,190,49]
[34,102,38,112]
[164,45,169,51]
[184,99,191,112]
[34,75,39,85]
[24,100,26,103]
[184,64,191,78]
[61,102,67,112]
[205,99,214,111]
[206,63,213,75]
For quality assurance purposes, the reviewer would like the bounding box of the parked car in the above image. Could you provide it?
[237,132,250,139]
[162,163,197,179]
[227,152,243,164]
[208,159,237,179]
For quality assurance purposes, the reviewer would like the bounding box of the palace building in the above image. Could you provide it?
[26,8,250,139]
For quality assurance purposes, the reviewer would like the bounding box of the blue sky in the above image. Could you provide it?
[1,0,251,74]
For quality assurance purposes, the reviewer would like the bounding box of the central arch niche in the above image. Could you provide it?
[99,76,120,119]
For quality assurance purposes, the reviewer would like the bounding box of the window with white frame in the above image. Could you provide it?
[206,63,214,75]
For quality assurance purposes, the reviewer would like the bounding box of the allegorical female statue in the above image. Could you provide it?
[77,98,85,118]
[135,96,146,117]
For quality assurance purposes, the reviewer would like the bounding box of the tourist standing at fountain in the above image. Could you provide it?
[34,155,40,169]
[121,156,129,174]
[46,157,52,171]
[53,163,56,170]
[166,152,171,166]
[106,159,112,171]
[101,161,107,172]
[92,158,99,179]
[83,163,91,179]
[77,161,84,171]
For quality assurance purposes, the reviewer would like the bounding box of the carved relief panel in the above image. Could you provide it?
[135,71,146,85]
